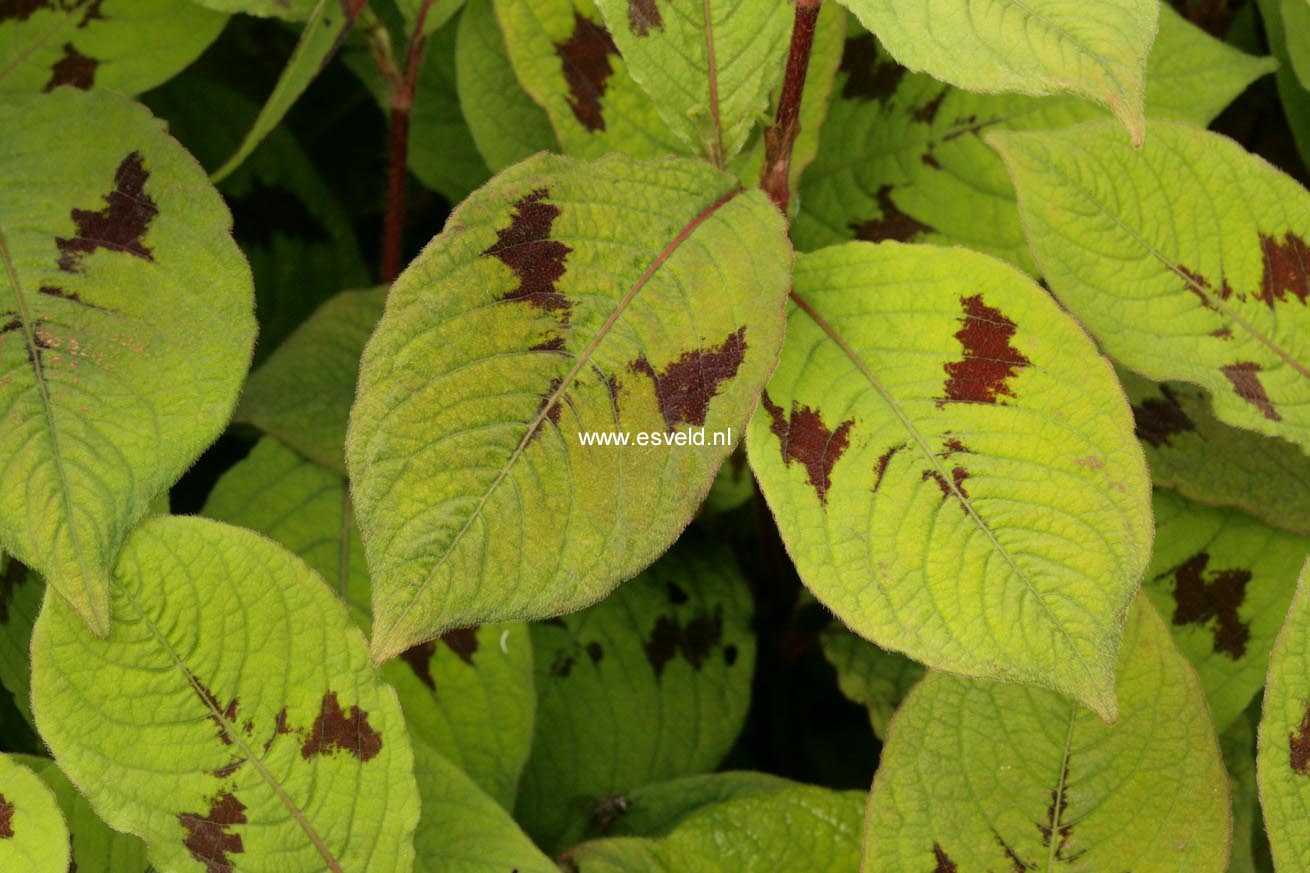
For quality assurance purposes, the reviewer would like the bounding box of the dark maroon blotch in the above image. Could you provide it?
[912,91,946,124]
[872,442,906,493]
[586,641,604,664]
[760,391,854,506]
[550,651,575,678]
[839,34,903,101]
[0,794,12,839]
[188,676,241,747]
[922,465,970,508]
[554,13,619,132]
[399,640,437,691]
[1290,702,1310,775]
[1163,551,1252,659]
[850,186,932,243]
[643,607,723,677]
[1178,265,1235,311]
[300,692,382,762]
[441,626,480,665]
[932,843,957,873]
[629,327,747,430]
[179,792,246,873]
[483,188,572,315]
[1131,385,1194,448]
[627,0,662,35]
[1037,786,1082,863]
[938,294,1031,406]
[1221,361,1281,422]
[56,151,157,273]
[44,42,96,91]
[1256,232,1310,309]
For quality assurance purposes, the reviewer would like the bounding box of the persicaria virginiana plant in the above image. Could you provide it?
[0,0,1309,869]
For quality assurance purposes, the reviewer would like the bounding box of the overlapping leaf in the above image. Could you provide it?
[348,153,791,662]
[192,0,317,17]
[1259,0,1310,172]
[0,0,226,94]
[749,242,1151,718]
[833,0,1158,142]
[0,89,256,634]
[0,556,39,730]
[397,0,465,35]
[203,437,535,808]
[0,753,68,872]
[1223,715,1261,873]
[593,0,791,163]
[994,119,1310,450]
[515,532,754,851]
[793,6,1276,268]
[21,756,148,873]
[819,626,923,740]
[30,516,420,873]
[865,597,1230,871]
[571,771,793,842]
[1123,372,1310,534]
[1284,0,1310,89]
[1144,489,1308,730]
[493,0,683,157]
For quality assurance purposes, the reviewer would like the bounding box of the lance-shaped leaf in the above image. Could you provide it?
[593,0,792,163]
[820,625,924,740]
[238,289,385,475]
[0,89,256,634]
[19,756,148,873]
[515,532,754,851]
[494,0,684,157]
[567,785,865,872]
[203,437,535,809]
[29,516,420,873]
[0,0,226,95]
[833,0,1158,143]
[456,0,557,172]
[1143,489,1308,731]
[0,753,68,872]
[865,597,1230,871]
[1123,372,1310,535]
[994,119,1310,450]
[748,242,1151,718]
[348,153,791,662]
[793,5,1276,267]
[1256,558,1310,869]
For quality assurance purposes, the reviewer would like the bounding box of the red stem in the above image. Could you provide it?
[380,0,439,283]
[760,0,822,214]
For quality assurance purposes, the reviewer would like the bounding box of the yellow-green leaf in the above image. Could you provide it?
[0,753,68,873]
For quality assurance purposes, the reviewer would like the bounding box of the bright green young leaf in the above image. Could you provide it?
[411,738,555,873]
[748,242,1151,719]
[211,0,368,183]
[515,532,754,851]
[568,785,865,873]
[348,153,791,662]
[0,89,256,634]
[494,0,683,158]
[834,0,1159,143]
[793,5,1276,267]
[238,289,385,475]
[993,119,1310,450]
[1122,371,1310,534]
[20,756,148,873]
[1284,0,1310,89]
[819,625,924,740]
[1257,557,1310,869]
[203,437,536,809]
[455,0,557,172]
[0,0,226,94]
[1143,489,1307,731]
[30,516,420,873]
[593,0,792,164]
[865,596,1230,871]
[1224,715,1261,873]
[0,753,68,872]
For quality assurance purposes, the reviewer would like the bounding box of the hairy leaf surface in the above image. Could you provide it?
[30,516,420,873]
[834,0,1159,142]
[865,597,1230,871]
[749,242,1151,717]
[593,0,791,163]
[0,89,255,634]
[820,626,924,740]
[21,756,148,873]
[0,753,68,872]
[794,6,1275,267]
[994,119,1310,450]
[203,437,535,809]
[0,0,225,94]
[348,153,790,662]
[515,532,754,851]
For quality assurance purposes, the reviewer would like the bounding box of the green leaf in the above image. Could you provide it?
[494,0,683,157]
[202,437,536,809]
[0,753,68,872]
[411,738,556,873]
[993,118,1310,450]
[29,516,420,873]
[515,532,754,851]
[1258,0,1310,176]
[0,0,226,94]
[1143,489,1307,731]
[398,0,466,35]
[348,153,791,662]
[793,5,1276,268]
[1224,715,1261,873]
[568,785,865,872]
[1284,0,1310,89]
[833,0,1159,143]
[0,89,255,634]
[238,289,385,475]
[593,0,792,163]
[574,771,795,841]
[1256,557,1310,869]
[819,625,924,740]
[455,0,557,172]
[1122,372,1310,535]
[748,242,1151,719]
[20,756,148,873]
[211,0,367,183]
[0,557,39,730]
[864,596,1230,871]
[191,0,318,18]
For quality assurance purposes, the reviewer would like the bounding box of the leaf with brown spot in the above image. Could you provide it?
[43,43,96,91]
[0,753,69,870]
[179,792,246,873]
[631,328,748,430]
[849,186,933,243]
[759,392,854,506]
[938,294,1031,406]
